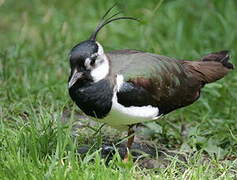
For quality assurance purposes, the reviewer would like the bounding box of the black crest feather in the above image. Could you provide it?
[90,3,139,41]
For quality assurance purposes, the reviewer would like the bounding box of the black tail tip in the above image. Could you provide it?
[202,50,234,70]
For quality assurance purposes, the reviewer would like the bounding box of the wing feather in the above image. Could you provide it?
[107,50,202,114]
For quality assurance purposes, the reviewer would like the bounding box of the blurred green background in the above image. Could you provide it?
[0,0,237,179]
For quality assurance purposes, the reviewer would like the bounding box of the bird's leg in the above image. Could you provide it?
[123,126,135,162]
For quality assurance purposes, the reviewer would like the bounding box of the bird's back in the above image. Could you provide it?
[106,50,233,115]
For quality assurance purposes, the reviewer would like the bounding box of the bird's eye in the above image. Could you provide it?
[90,56,97,65]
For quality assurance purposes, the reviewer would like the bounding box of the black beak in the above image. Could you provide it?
[68,69,83,88]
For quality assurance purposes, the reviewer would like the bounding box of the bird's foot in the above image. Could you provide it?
[122,149,132,163]
[123,156,129,163]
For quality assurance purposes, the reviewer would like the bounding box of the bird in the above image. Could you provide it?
[68,5,234,162]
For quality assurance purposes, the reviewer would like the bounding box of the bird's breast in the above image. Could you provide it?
[69,78,114,118]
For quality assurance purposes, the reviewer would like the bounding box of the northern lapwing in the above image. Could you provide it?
[68,6,234,162]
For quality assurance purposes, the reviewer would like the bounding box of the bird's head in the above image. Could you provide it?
[68,39,108,88]
[68,4,138,88]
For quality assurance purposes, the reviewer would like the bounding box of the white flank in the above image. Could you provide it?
[112,95,159,119]
[112,75,159,119]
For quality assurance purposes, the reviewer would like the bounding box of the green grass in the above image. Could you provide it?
[0,0,237,179]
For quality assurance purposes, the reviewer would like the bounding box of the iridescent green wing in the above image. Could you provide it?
[107,50,185,83]
[107,50,200,114]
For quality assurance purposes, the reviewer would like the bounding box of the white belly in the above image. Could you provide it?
[95,93,161,130]
[98,109,160,131]
[93,74,161,130]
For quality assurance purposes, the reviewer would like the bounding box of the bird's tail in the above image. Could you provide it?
[184,50,234,84]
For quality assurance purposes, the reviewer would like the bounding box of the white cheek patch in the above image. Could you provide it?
[89,42,110,82]
[112,75,159,119]
[90,54,109,82]
[85,58,92,70]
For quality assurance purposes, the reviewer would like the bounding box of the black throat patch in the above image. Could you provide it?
[69,78,114,118]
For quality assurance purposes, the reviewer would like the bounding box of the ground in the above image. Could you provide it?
[0,0,237,179]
